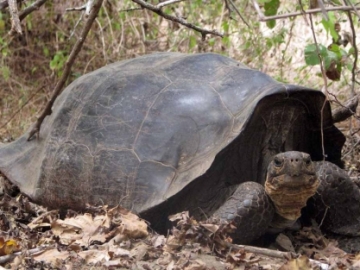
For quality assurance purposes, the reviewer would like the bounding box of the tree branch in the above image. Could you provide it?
[19,0,49,21]
[27,0,104,141]
[225,0,250,28]
[0,0,22,11]
[251,3,360,21]
[157,0,185,9]
[346,8,358,97]
[8,0,22,35]
[131,0,223,38]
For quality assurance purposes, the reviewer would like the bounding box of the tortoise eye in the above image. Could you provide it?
[274,157,283,167]
[305,156,312,165]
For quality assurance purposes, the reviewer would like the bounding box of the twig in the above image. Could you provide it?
[0,245,55,264]
[0,86,45,131]
[343,138,360,157]
[27,0,104,141]
[317,0,329,21]
[19,0,49,21]
[253,5,360,22]
[66,5,87,12]
[331,94,359,123]
[131,0,223,38]
[119,7,142,12]
[309,13,328,160]
[297,0,309,25]
[157,0,185,9]
[217,238,331,268]
[226,0,250,28]
[66,0,94,16]
[68,11,85,40]
[345,0,360,21]
[345,9,358,97]
[8,0,22,35]
[27,210,58,229]
[251,0,265,20]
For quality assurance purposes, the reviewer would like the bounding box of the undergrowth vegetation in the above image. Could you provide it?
[0,0,358,139]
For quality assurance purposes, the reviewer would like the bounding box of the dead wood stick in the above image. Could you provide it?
[218,240,330,269]
[131,0,223,38]
[27,210,58,228]
[8,0,22,35]
[0,245,55,264]
[331,95,359,123]
[19,0,48,21]
[27,0,104,141]
[218,239,295,259]
[0,0,22,11]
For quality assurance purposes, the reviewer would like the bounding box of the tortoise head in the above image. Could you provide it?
[264,151,320,222]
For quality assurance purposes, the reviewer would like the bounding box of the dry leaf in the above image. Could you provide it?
[108,207,148,239]
[168,211,190,222]
[0,237,20,255]
[33,249,69,263]
[78,249,111,264]
[51,213,110,246]
[279,255,312,270]
[152,235,166,248]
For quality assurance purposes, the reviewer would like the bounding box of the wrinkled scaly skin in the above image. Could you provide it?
[214,151,360,252]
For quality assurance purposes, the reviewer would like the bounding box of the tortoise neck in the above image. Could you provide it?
[268,212,298,232]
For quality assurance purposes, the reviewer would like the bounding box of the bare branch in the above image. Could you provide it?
[309,13,329,160]
[252,4,360,22]
[8,0,22,35]
[27,0,104,141]
[0,86,45,131]
[157,0,185,9]
[251,0,265,20]
[66,5,87,12]
[316,0,329,21]
[19,0,49,21]
[226,0,250,28]
[346,9,358,97]
[297,0,309,25]
[331,95,359,123]
[0,245,55,264]
[0,0,22,11]
[131,0,223,38]
[66,0,95,16]
[345,0,360,21]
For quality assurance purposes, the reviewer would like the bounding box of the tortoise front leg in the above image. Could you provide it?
[213,182,274,244]
[312,161,360,236]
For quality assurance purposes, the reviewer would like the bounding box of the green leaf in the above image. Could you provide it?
[266,20,276,29]
[208,38,215,46]
[222,36,230,47]
[189,36,197,49]
[348,47,355,56]
[221,21,229,32]
[43,47,50,57]
[264,0,280,29]
[321,12,339,42]
[1,66,10,81]
[304,44,327,66]
[323,51,337,70]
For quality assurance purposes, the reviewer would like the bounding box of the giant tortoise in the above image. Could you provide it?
[0,52,359,246]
